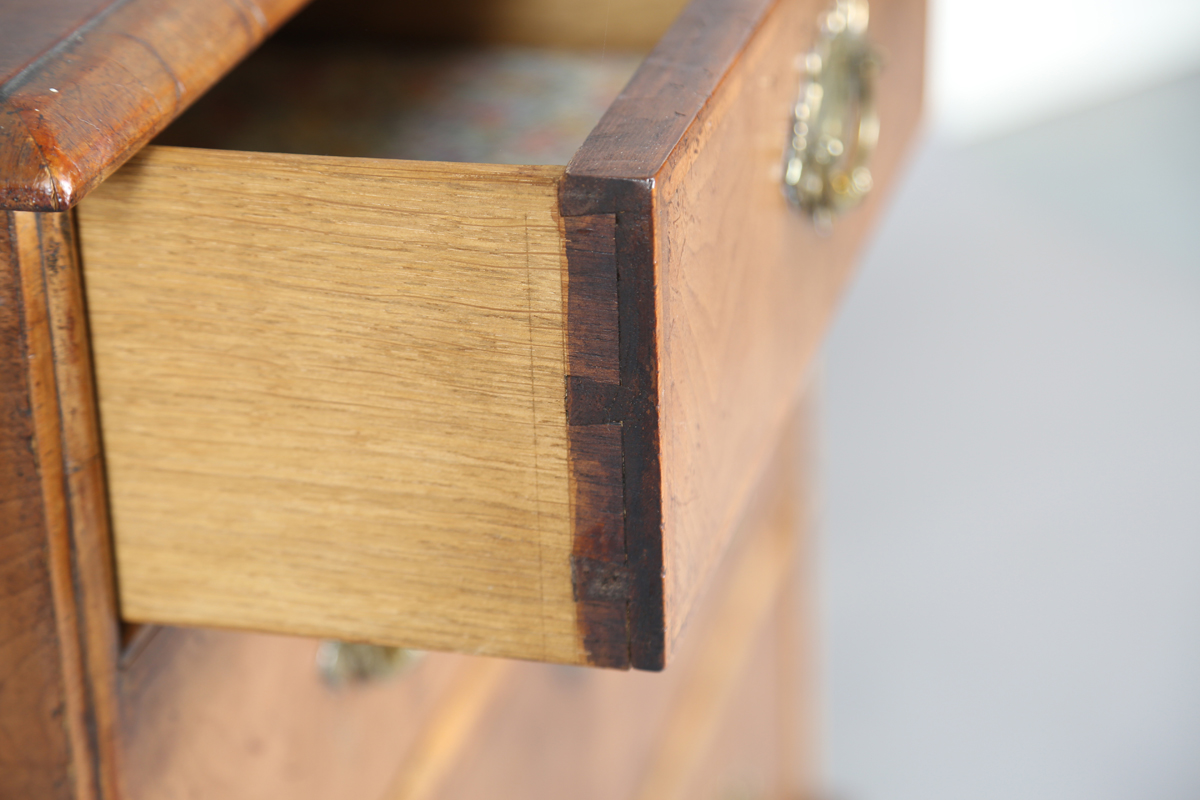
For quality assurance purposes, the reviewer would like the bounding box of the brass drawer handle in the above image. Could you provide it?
[316,641,424,685]
[784,0,881,231]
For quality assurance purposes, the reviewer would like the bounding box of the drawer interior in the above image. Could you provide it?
[154,43,641,165]
[152,0,678,165]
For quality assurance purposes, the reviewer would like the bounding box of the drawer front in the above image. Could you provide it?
[562,0,925,667]
[78,0,923,669]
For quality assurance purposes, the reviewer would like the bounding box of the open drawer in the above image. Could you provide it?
[74,0,924,670]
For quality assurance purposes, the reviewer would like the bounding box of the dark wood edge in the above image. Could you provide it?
[561,179,664,671]
[0,0,311,211]
[612,182,664,672]
[564,214,628,669]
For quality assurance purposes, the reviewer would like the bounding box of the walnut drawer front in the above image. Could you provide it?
[76,0,924,670]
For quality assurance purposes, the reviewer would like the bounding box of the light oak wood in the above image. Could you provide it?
[4,0,924,794]
[78,146,587,665]
[116,397,816,800]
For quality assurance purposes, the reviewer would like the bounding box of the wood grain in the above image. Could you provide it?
[561,0,925,667]
[0,214,74,799]
[118,629,480,800]
[0,0,119,87]
[664,594,791,800]
[66,0,923,673]
[78,146,589,665]
[415,397,815,800]
[631,478,797,800]
[563,0,776,189]
[563,214,630,667]
[387,657,514,800]
[634,405,816,800]
[123,405,811,800]
[0,210,121,799]
[561,0,792,669]
[0,0,311,211]
[655,0,925,660]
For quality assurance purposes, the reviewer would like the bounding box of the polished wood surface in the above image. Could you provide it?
[78,146,587,665]
[0,214,76,799]
[386,658,513,800]
[667,607,790,800]
[561,0,925,666]
[632,475,798,800]
[0,0,119,87]
[0,211,121,799]
[563,0,774,187]
[119,630,480,800]
[0,0,310,211]
[641,411,819,800]
[557,0,788,669]
[656,0,924,657]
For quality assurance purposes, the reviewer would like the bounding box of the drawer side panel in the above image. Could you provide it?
[79,147,586,665]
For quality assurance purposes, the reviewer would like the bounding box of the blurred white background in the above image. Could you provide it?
[929,0,1200,140]
[818,1,1200,798]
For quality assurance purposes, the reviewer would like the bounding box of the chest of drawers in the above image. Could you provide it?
[1,0,923,795]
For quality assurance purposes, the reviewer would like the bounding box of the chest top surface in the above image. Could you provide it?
[0,0,309,212]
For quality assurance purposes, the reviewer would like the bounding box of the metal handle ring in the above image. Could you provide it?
[783,0,881,233]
